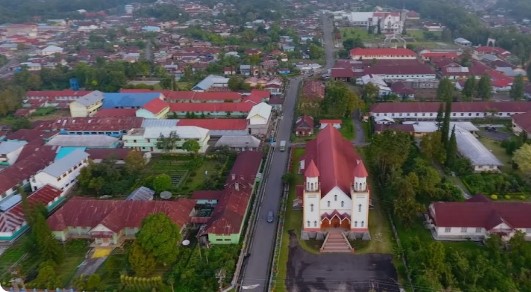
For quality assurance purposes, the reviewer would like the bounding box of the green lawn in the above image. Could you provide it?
[96,247,129,290]
[339,27,383,42]
[477,136,512,170]
[340,118,355,141]
[58,240,90,286]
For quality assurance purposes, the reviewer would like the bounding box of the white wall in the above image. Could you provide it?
[319,187,352,215]
[351,192,369,229]
[303,192,321,230]
[31,159,88,192]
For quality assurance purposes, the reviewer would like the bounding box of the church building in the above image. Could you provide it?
[299,126,371,241]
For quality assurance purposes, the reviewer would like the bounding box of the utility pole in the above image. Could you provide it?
[216,269,226,291]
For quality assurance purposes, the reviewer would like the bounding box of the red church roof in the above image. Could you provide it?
[305,160,320,177]
[302,126,366,195]
[353,160,368,178]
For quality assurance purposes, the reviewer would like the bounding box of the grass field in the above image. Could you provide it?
[477,136,512,170]
[339,27,383,42]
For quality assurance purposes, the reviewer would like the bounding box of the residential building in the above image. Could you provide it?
[30,149,89,192]
[199,151,263,244]
[40,45,64,56]
[364,61,436,81]
[122,126,210,153]
[350,48,417,60]
[370,102,531,120]
[300,126,371,241]
[177,119,248,137]
[0,141,27,166]
[1,185,63,242]
[102,92,164,109]
[454,37,472,47]
[512,111,531,138]
[32,117,143,138]
[46,135,120,148]
[47,198,196,246]
[246,102,272,136]
[135,99,170,119]
[214,135,261,151]
[454,127,502,172]
[295,115,315,136]
[69,91,104,117]
[192,75,229,92]
[302,80,325,99]
[427,195,531,241]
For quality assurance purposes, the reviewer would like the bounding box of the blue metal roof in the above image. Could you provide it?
[102,92,160,109]
[0,195,21,212]
[55,147,87,161]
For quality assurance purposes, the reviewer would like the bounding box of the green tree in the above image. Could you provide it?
[420,132,446,164]
[440,99,452,147]
[510,74,525,101]
[156,131,179,152]
[461,77,476,100]
[125,150,145,175]
[445,126,458,168]
[362,83,380,104]
[513,143,531,175]
[308,43,324,60]
[30,261,60,289]
[136,213,181,265]
[24,202,64,264]
[476,75,492,100]
[393,174,422,225]
[437,77,454,101]
[321,81,361,118]
[153,174,172,193]
[228,76,244,91]
[86,274,102,290]
[342,37,364,51]
[436,103,444,131]
[128,242,157,276]
[369,131,412,183]
[182,139,201,154]
[527,64,531,81]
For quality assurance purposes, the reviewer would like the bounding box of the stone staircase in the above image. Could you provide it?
[320,231,353,253]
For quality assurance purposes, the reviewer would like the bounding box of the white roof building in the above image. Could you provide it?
[192,75,229,92]
[46,135,119,148]
[246,102,272,125]
[0,140,27,165]
[215,135,261,151]
[454,128,502,172]
[41,45,64,56]
[31,149,89,192]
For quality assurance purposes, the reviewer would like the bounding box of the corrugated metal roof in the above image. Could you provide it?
[0,140,27,154]
[41,149,89,177]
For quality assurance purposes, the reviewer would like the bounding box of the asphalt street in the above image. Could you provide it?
[240,76,302,291]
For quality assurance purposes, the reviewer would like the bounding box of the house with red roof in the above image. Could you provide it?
[320,119,342,129]
[295,115,315,136]
[47,197,196,246]
[302,80,325,100]
[299,126,371,247]
[135,98,170,119]
[1,185,64,242]
[350,48,417,60]
[511,111,531,139]
[197,151,263,244]
[427,195,531,241]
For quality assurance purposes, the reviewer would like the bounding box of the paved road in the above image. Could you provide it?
[240,76,302,291]
[321,13,336,70]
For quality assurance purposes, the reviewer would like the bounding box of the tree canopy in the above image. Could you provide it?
[513,143,531,175]
[321,81,361,118]
[152,174,172,193]
[510,75,525,101]
[135,213,181,266]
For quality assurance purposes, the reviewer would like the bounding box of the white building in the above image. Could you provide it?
[0,141,27,166]
[300,126,370,241]
[192,75,229,92]
[454,37,472,47]
[122,126,210,153]
[246,102,272,136]
[69,91,104,117]
[454,128,502,172]
[30,150,89,192]
[40,45,64,56]
[428,195,531,241]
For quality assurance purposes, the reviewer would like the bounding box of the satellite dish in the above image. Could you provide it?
[182,240,190,246]
[160,191,172,199]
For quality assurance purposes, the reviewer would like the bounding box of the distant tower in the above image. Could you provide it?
[125,5,134,15]
[487,38,496,47]
[350,160,370,239]
[303,160,321,232]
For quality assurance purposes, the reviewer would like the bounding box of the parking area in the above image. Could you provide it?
[285,231,399,292]
[478,129,511,141]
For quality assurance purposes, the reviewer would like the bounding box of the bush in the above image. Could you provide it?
[520,195,526,200]
[504,195,511,200]
[490,194,498,200]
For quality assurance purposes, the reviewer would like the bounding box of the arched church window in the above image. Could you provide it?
[313,221,317,227]
[358,204,362,212]
[354,221,358,227]
[310,204,314,212]
[327,201,330,207]
[334,195,337,201]
[361,221,365,227]
[341,201,344,207]
[307,221,310,227]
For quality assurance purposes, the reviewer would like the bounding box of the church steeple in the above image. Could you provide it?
[305,160,319,192]
[353,160,368,192]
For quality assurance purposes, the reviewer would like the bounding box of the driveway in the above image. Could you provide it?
[286,231,399,292]
[478,130,511,142]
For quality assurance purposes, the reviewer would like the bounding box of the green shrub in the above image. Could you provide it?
[520,195,526,200]
[504,195,511,200]
[490,194,498,200]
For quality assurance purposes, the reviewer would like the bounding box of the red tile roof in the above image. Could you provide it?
[25,90,91,100]
[430,197,531,229]
[0,145,56,195]
[475,46,510,56]
[295,115,314,130]
[353,160,368,178]
[163,91,241,102]
[420,52,459,59]
[302,80,325,99]
[365,62,435,75]
[370,101,531,114]
[350,48,416,58]
[47,197,196,232]
[86,148,132,161]
[512,111,531,134]
[142,98,169,115]
[169,102,253,113]
[305,160,320,177]
[0,185,62,234]
[5,129,58,143]
[94,109,137,118]
[177,119,247,130]
[303,126,365,195]
[33,117,143,132]
[191,190,224,201]
[331,67,355,78]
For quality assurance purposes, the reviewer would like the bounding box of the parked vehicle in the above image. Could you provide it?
[267,211,274,223]
[279,140,286,152]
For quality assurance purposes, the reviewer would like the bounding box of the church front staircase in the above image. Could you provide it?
[320,231,353,253]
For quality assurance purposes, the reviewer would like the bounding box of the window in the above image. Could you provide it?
[307,221,310,227]
[361,221,364,227]
[468,113,472,116]
[314,221,317,227]
[354,221,358,227]
[341,201,344,207]
[358,204,362,212]
[334,195,337,201]
[445,227,451,233]
[327,201,330,207]
[476,227,482,233]
[461,227,467,233]
[310,204,314,212]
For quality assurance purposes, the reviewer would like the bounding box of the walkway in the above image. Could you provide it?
[320,231,353,253]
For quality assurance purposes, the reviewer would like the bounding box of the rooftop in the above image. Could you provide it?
[40,149,89,177]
